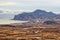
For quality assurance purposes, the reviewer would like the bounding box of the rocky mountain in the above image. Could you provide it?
[13,9,60,21]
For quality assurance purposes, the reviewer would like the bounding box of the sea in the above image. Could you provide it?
[0,19,27,24]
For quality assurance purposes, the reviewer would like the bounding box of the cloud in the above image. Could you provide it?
[0,0,60,7]
[0,2,16,6]
[0,1,31,7]
[0,0,60,14]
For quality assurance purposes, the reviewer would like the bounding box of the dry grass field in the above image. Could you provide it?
[0,21,60,40]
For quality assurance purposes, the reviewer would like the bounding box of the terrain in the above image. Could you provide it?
[14,9,60,21]
[0,20,60,40]
[0,9,60,40]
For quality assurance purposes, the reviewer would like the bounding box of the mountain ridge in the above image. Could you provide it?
[13,9,60,21]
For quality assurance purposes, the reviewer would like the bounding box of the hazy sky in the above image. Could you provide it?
[0,0,60,14]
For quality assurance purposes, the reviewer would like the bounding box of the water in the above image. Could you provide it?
[0,19,28,24]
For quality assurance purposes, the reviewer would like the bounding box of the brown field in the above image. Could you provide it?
[0,21,60,40]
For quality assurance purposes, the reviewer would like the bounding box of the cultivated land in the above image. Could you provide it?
[0,20,60,40]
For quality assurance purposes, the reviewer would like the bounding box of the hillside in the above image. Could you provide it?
[13,9,60,21]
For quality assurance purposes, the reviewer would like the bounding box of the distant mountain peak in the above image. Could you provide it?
[33,9,46,13]
[48,12,53,13]
[13,9,60,20]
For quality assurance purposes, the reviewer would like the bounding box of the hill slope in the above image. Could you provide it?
[14,9,60,21]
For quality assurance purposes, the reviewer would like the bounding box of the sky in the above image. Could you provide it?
[0,0,60,14]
